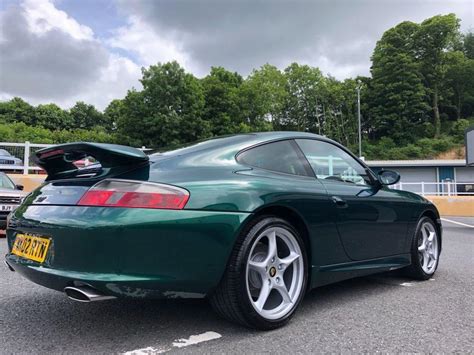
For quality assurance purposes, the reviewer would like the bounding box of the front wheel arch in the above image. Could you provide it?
[419,208,442,253]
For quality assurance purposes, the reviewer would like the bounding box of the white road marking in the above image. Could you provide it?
[400,282,415,287]
[441,218,474,228]
[123,346,170,355]
[173,331,222,348]
[122,331,222,354]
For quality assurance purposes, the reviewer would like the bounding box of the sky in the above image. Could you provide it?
[0,0,472,111]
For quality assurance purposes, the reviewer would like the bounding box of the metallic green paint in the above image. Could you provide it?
[6,206,250,298]
[5,132,442,299]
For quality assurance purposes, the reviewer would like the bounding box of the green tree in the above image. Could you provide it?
[463,31,474,59]
[201,67,246,135]
[0,97,36,125]
[241,64,288,129]
[117,61,210,147]
[443,51,474,119]
[104,99,125,131]
[34,103,73,130]
[282,63,325,132]
[368,21,429,143]
[69,101,104,130]
[414,14,461,137]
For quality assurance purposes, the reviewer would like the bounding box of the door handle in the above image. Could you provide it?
[331,196,348,208]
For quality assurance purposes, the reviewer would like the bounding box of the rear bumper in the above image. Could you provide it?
[5,205,251,298]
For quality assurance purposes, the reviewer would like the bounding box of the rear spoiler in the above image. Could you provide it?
[35,142,149,181]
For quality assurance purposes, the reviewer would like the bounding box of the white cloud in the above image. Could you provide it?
[0,0,142,110]
[107,15,199,74]
[22,0,94,40]
[117,0,473,79]
[54,54,142,109]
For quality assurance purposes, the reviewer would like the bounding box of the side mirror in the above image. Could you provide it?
[16,184,24,191]
[377,170,400,186]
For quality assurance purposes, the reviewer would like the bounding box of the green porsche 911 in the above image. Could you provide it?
[5,132,441,329]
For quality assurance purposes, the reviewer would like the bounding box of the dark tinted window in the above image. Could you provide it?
[296,139,370,185]
[237,140,309,176]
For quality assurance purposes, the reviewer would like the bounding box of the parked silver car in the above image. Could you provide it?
[0,173,26,229]
[0,149,23,167]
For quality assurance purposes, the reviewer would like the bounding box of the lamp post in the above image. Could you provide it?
[356,80,362,158]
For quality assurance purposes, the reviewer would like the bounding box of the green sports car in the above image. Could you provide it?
[4,132,442,329]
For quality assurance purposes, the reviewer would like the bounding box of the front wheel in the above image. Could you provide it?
[404,216,440,280]
[210,216,308,330]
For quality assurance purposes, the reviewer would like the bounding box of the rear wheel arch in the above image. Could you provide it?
[251,205,312,274]
[216,204,312,293]
[210,214,309,329]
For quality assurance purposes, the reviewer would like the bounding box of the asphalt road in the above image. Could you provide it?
[1,217,473,354]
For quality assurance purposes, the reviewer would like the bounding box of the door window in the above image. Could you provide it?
[237,140,311,176]
[296,139,371,185]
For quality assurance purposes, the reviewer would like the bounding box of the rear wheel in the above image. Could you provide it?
[404,216,440,280]
[210,216,308,330]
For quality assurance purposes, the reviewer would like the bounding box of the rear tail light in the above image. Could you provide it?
[78,179,189,209]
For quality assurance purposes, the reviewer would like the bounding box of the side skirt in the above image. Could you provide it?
[310,254,411,289]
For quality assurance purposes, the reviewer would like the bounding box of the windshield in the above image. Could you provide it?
[0,149,12,156]
[0,173,16,190]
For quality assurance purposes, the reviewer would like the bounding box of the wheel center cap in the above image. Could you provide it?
[269,266,277,277]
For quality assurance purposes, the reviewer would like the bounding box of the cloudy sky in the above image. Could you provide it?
[0,0,472,110]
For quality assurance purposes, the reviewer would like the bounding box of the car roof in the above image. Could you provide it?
[151,131,330,157]
[149,131,337,167]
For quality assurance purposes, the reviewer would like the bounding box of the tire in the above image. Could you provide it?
[403,216,440,280]
[210,215,308,330]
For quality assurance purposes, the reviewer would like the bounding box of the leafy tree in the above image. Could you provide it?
[463,32,474,59]
[368,21,429,143]
[414,14,461,137]
[0,97,36,125]
[117,61,210,147]
[241,64,287,129]
[34,103,73,130]
[201,67,245,135]
[0,122,116,144]
[104,99,125,131]
[443,52,474,119]
[282,63,325,132]
[69,101,104,130]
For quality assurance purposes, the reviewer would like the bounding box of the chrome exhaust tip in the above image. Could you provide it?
[4,260,15,272]
[64,286,116,303]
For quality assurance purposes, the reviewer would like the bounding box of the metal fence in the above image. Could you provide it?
[0,142,51,174]
[392,181,474,196]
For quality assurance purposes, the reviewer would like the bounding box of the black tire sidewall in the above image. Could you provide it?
[410,216,440,280]
[234,216,308,329]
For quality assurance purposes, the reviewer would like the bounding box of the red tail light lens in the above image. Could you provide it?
[78,179,189,209]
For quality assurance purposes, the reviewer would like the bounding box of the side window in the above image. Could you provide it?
[237,140,310,176]
[296,139,370,185]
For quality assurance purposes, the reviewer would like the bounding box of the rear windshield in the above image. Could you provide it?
[149,135,254,159]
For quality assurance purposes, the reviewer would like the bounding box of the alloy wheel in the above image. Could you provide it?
[417,222,439,274]
[245,226,304,320]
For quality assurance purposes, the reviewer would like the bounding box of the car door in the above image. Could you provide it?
[295,138,410,261]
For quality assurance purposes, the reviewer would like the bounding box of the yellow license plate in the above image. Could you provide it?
[12,234,51,263]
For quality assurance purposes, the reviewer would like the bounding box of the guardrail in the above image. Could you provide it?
[392,181,474,196]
